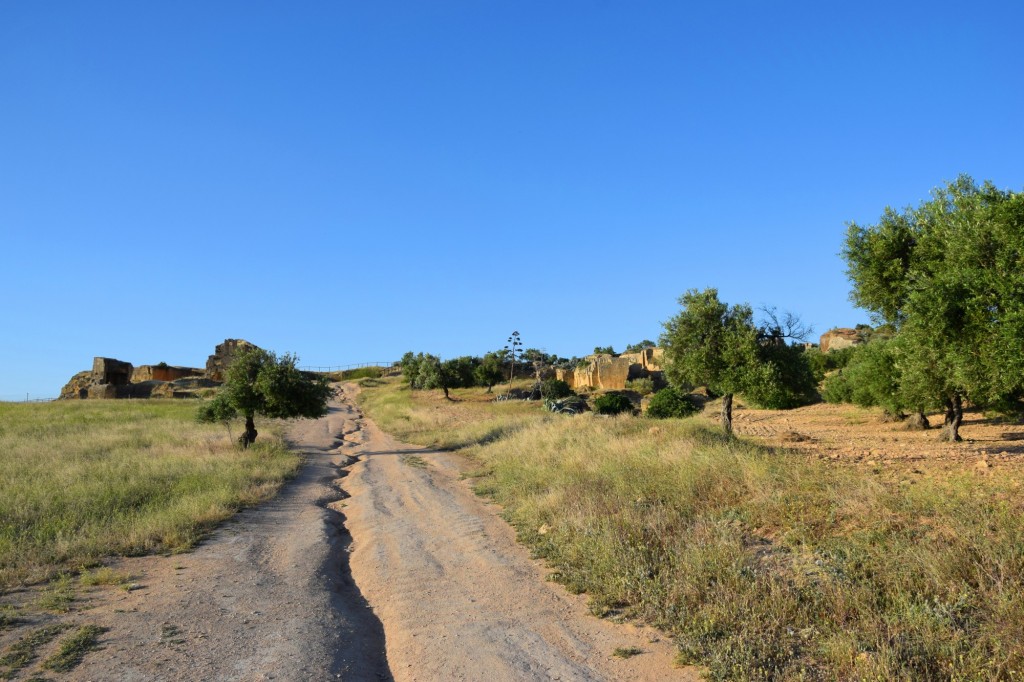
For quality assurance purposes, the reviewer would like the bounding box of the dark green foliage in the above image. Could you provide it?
[624,340,656,353]
[660,289,758,396]
[593,392,634,415]
[593,346,616,356]
[196,348,332,447]
[474,351,506,392]
[646,387,700,419]
[820,339,904,415]
[541,378,574,399]
[743,342,819,409]
[843,175,1024,439]
[804,345,856,384]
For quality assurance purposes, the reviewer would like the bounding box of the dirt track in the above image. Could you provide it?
[337,384,693,682]
[56,388,693,680]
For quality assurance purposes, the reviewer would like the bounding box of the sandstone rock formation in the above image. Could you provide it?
[556,349,665,391]
[59,339,259,400]
[820,328,863,353]
[131,365,203,383]
[205,339,258,382]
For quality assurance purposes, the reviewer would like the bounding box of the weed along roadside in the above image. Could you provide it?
[358,377,1024,679]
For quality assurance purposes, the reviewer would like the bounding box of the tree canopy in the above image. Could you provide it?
[843,175,1024,440]
[197,347,333,447]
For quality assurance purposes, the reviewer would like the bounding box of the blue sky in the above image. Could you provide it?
[2,1,1023,398]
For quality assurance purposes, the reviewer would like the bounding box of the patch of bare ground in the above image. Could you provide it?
[724,399,1024,477]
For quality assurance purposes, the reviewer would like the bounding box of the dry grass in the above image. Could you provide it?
[360,378,1024,680]
[0,400,300,588]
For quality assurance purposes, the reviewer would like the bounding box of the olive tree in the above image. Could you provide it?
[843,175,1024,441]
[660,288,760,433]
[197,347,333,448]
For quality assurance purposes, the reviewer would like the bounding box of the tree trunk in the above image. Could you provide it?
[940,394,963,442]
[905,410,930,430]
[442,385,451,400]
[720,393,734,434]
[239,413,258,448]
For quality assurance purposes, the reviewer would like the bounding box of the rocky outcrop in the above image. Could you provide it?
[92,357,133,386]
[205,339,258,382]
[556,349,665,391]
[131,365,203,383]
[59,371,94,400]
[59,339,259,400]
[820,328,863,353]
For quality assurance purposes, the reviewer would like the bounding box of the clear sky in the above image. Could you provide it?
[3,1,1023,399]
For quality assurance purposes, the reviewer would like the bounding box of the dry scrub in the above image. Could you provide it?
[360,380,1024,680]
[0,400,299,587]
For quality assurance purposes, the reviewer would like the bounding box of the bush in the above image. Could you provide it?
[624,377,654,396]
[541,378,573,399]
[804,346,856,384]
[820,371,852,403]
[592,392,634,415]
[743,344,819,409]
[646,387,700,419]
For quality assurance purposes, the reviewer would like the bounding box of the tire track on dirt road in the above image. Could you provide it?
[338,384,699,682]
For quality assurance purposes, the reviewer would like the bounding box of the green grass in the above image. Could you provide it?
[360,378,1024,680]
[36,575,74,613]
[41,624,105,672]
[0,624,70,679]
[400,455,428,468]
[612,646,644,659]
[0,400,301,587]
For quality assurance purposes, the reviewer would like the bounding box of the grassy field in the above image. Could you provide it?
[360,379,1024,681]
[0,400,300,588]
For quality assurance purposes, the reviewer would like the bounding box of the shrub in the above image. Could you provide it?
[624,377,654,396]
[541,378,574,399]
[646,387,700,419]
[592,392,634,415]
[742,343,819,409]
[820,371,852,404]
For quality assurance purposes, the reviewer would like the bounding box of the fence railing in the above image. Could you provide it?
[0,395,56,403]
[299,362,400,374]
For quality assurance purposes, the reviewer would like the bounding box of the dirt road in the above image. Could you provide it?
[62,388,693,680]
[68,399,390,681]
[337,384,694,682]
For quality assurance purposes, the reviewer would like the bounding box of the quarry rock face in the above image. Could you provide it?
[205,339,258,382]
[92,357,133,386]
[131,365,203,383]
[59,339,258,400]
[556,349,665,391]
[820,328,863,353]
[59,371,94,400]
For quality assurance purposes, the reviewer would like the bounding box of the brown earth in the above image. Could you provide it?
[725,399,1024,477]
[1,388,695,681]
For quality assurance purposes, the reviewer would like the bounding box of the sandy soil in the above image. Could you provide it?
[3,389,695,681]
[727,400,1024,475]
[336,383,696,682]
